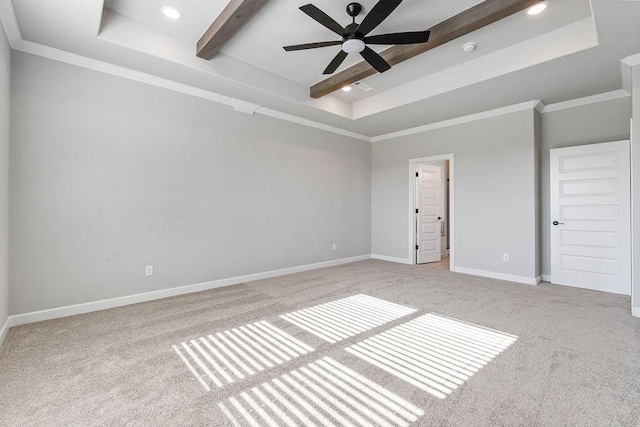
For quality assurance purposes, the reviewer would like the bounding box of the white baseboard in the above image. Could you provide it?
[371,254,413,265]
[7,254,371,328]
[0,317,9,350]
[541,274,552,282]
[451,266,540,286]
[2,256,635,342]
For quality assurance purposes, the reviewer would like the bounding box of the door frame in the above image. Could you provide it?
[631,119,635,312]
[629,117,640,310]
[409,154,455,267]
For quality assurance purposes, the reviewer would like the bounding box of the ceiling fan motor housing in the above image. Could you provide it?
[344,4,365,42]
[346,3,363,17]
[344,22,364,39]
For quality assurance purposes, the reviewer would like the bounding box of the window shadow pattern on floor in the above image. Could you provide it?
[173,320,314,391]
[345,313,518,399]
[218,356,425,427]
[280,294,417,343]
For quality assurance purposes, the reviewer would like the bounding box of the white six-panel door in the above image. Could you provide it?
[416,164,442,264]
[550,141,631,295]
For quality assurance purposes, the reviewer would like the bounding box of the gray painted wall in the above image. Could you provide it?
[9,52,371,315]
[0,22,9,327]
[372,110,539,279]
[540,97,632,276]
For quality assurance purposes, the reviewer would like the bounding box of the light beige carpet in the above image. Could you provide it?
[0,260,639,426]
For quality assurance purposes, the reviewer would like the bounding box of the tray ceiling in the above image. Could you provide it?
[4,0,640,136]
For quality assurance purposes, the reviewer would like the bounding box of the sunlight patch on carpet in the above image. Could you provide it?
[345,313,518,399]
[218,356,424,426]
[280,294,417,343]
[173,320,314,391]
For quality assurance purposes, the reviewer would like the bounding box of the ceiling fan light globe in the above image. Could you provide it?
[342,39,366,54]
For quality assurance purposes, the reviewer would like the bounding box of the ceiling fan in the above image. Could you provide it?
[283,0,430,75]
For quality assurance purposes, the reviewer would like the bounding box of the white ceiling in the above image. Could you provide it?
[106,0,487,87]
[3,0,640,137]
[102,0,594,95]
[105,0,232,43]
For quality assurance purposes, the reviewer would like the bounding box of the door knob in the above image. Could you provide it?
[552,221,565,226]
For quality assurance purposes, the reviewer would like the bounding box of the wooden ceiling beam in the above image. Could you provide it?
[310,0,544,99]
[197,0,269,60]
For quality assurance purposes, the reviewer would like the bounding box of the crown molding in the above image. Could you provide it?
[540,89,630,114]
[15,38,374,142]
[0,1,373,143]
[0,0,20,46]
[2,19,548,145]
[372,86,633,143]
[621,53,640,67]
[1,1,635,145]
[256,108,371,142]
[371,100,543,142]
[533,100,545,113]
[232,99,260,115]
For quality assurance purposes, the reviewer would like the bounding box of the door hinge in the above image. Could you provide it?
[416,245,419,250]
[416,209,419,214]
[416,172,419,177]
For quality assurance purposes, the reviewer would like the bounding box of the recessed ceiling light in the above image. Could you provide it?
[342,86,352,92]
[462,42,477,52]
[161,6,182,20]
[526,1,548,16]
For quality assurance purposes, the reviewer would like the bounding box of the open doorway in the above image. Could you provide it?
[409,154,454,270]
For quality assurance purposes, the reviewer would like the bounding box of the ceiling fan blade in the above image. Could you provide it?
[364,30,430,45]
[299,4,345,36]
[284,41,342,51]
[357,0,403,36]
[323,50,348,74]
[360,46,391,73]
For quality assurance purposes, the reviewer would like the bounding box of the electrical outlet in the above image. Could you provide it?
[503,254,510,262]
[332,243,337,251]
[145,265,154,276]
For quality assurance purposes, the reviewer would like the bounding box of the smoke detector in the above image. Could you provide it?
[462,42,477,52]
